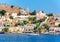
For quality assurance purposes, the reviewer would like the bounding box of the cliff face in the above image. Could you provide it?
[0,4,21,14]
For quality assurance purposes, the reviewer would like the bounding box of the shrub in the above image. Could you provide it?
[9,16,13,19]
[11,5,14,8]
[30,10,36,15]
[43,24,50,30]
[0,10,6,16]
[58,24,60,27]
[3,28,8,32]
[47,13,54,16]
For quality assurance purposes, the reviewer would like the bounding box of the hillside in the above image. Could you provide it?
[0,4,21,14]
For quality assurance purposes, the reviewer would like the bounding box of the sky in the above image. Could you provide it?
[0,0,60,14]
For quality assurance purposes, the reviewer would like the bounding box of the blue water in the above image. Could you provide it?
[0,34,60,42]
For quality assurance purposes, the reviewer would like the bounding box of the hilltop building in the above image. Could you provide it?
[36,10,46,20]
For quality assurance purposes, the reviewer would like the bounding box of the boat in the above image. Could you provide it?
[30,33,39,35]
[0,32,4,34]
[26,33,39,36]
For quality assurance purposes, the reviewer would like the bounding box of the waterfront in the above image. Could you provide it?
[0,34,60,42]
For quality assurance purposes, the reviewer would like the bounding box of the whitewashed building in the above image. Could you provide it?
[24,24,36,33]
[36,10,46,20]
[49,27,60,33]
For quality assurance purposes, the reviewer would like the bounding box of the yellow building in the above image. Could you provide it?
[9,26,24,33]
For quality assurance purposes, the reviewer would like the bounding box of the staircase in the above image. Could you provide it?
[39,16,49,27]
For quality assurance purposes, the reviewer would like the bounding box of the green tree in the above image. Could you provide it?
[55,18,58,21]
[11,5,14,8]
[43,24,50,30]
[34,27,41,33]
[37,27,41,33]
[41,11,44,13]
[41,17,47,21]
[32,17,36,21]
[32,20,41,24]
[28,17,36,21]
[3,28,8,33]
[23,21,28,25]
[30,10,36,15]
[15,21,24,26]
[33,24,41,33]
[0,10,6,16]
[47,13,54,16]
[33,27,37,33]
[9,15,13,19]
[58,24,60,27]
[28,17,33,21]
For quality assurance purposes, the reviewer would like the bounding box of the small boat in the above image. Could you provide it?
[31,34,39,35]
[0,32,4,34]
[27,33,39,35]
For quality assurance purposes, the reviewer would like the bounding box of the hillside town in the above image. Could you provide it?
[0,4,60,34]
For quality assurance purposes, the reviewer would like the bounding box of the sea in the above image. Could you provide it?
[0,34,60,42]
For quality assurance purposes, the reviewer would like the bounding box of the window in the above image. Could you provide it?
[29,29,30,31]
[20,10,25,14]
